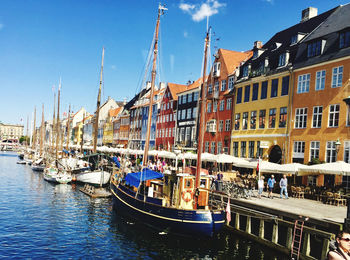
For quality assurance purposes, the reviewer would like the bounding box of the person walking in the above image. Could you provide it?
[279,174,288,199]
[267,175,276,199]
[257,176,264,199]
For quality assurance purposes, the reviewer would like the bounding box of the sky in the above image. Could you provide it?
[0,0,348,126]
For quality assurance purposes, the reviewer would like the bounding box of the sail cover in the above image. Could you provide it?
[125,168,163,187]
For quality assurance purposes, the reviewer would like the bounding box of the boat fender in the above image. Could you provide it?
[182,190,193,202]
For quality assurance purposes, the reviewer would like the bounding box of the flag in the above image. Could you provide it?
[226,198,231,224]
[257,156,260,174]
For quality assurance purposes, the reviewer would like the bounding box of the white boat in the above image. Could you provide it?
[74,170,111,185]
[31,158,45,172]
[16,160,27,165]
[43,167,72,184]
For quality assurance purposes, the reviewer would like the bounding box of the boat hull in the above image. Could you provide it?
[110,181,225,237]
[74,170,111,186]
[31,165,45,172]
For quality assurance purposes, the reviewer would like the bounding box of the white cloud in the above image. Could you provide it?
[179,1,226,22]
[0,24,3,30]
[183,31,188,38]
[170,54,175,74]
[111,65,117,70]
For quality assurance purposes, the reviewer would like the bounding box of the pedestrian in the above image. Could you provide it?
[257,176,264,199]
[279,174,288,199]
[267,175,276,199]
[328,229,350,259]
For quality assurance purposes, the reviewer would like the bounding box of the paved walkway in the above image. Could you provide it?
[236,192,347,223]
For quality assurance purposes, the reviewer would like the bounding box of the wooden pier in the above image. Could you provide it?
[79,184,112,198]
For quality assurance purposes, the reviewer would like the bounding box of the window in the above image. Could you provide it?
[181,110,186,120]
[170,101,173,109]
[257,141,263,158]
[312,106,323,128]
[328,104,340,127]
[185,127,191,141]
[211,142,216,154]
[278,53,286,67]
[326,141,337,163]
[261,81,267,99]
[194,92,199,101]
[269,108,276,128]
[179,96,182,105]
[169,113,172,122]
[188,93,192,102]
[242,66,249,77]
[279,107,287,128]
[340,31,350,49]
[183,94,187,104]
[315,70,326,91]
[293,141,305,155]
[221,80,226,91]
[281,76,289,96]
[241,141,246,157]
[193,107,197,118]
[307,40,322,57]
[297,74,310,93]
[217,142,222,154]
[332,66,343,88]
[252,83,259,101]
[226,98,232,110]
[205,141,209,152]
[347,104,350,127]
[219,120,224,132]
[178,110,181,120]
[180,128,185,141]
[225,120,231,131]
[214,81,219,92]
[207,102,212,113]
[208,84,212,95]
[219,100,225,111]
[271,79,278,98]
[213,100,218,112]
[248,141,255,158]
[187,108,191,119]
[165,128,168,138]
[250,111,257,129]
[310,141,320,160]
[344,141,350,163]
[234,113,240,130]
[259,110,266,129]
[295,108,308,128]
[191,126,196,140]
[237,87,242,104]
[233,142,239,157]
[242,112,248,130]
[167,103,169,110]
[244,85,250,102]
[228,77,234,90]
[213,62,221,77]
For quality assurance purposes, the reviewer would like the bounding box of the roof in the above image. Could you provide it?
[177,77,204,95]
[109,107,123,117]
[167,83,188,101]
[219,49,253,75]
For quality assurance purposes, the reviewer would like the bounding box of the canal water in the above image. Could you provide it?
[0,152,288,259]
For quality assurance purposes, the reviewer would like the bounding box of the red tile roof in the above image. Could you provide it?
[109,107,123,117]
[219,48,253,75]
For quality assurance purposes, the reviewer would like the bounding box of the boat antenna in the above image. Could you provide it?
[194,27,211,209]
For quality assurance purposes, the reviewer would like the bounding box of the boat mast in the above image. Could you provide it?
[195,29,210,202]
[40,103,44,156]
[93,47,105,154]
[52,91,56,153]
[32,106,36,150]
[26,115,29,148]
[55,79,61,161]
[142,4,166,167]
[80,112,85,153]
[66,104,71,151]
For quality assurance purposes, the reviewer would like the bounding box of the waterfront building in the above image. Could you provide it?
[175,78,202,151]
[290,4,350,186]
[117,110,130,148]
[105,107,122,146]
[231,7,336,163]
[204,48,252,155]
[0,123,24,141]
[155,82,187,151]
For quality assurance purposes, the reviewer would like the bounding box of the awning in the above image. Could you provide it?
[125,168,164,187]
[298,161,350,176]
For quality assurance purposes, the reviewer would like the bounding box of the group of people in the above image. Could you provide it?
[257,174,288,199]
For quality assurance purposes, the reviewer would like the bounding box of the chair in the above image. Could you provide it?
[333,193,346,206]
[291,186,297,197]
[295,187,304,199]
[326,192,334,205]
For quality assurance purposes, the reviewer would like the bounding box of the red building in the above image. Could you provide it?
[204,49,252,154]
[156,83,187,150]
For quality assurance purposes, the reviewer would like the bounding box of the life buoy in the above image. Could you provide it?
[182,190,193,202]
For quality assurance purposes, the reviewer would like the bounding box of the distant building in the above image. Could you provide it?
[0,123,24,141]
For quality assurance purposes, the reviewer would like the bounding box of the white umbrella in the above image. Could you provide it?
[201,152,217,162]
[217,153,235,163]
[158,150,176,159]
[298,161,350,176]
[233,157,257,169]
[278,163,304,174]
[182,152,197,160]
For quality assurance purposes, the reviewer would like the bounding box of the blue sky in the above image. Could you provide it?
[0,0,348,126]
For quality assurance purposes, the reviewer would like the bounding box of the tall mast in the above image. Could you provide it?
[195,29,210,199]
[81,112,85,153]
[55,79,61,161]
[93,47,105,154]
[142,4,166,167]
[52,92,56,152]
[40,103,44,156]
[26,115,29,148]
[32,106,36,150]
[66,104,71,151]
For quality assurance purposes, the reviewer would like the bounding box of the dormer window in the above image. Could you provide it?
[253,49,264,59]
[278,52,289,67]
[272,42,282,51]
[213,62,221,77]
[242,66,249,77]
[340,31,350,49]
[290,33,306,45]
[307,40,325,57]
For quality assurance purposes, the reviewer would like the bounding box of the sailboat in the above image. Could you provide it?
[110,5,225,237]
[32,104,46,171]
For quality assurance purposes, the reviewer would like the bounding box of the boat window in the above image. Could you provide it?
[185,179,193,188]
[200,179,206,188]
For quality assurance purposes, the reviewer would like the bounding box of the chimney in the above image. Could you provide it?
[254,41,263,49]
[301,7,318,22]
